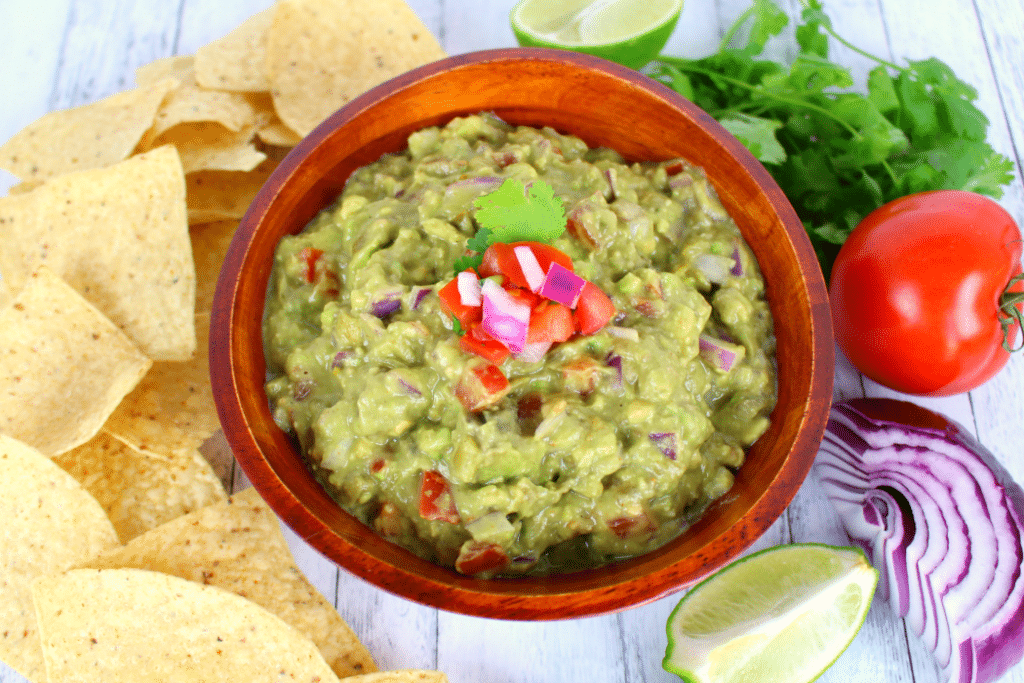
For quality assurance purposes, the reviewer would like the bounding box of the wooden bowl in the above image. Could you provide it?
[210,48,834,620]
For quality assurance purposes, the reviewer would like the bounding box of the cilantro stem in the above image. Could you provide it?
[659,61,865,139]
[798,0,905,73]
[718,4,757,53]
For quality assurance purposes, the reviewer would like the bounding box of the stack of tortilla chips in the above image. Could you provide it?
[0,1,448,681]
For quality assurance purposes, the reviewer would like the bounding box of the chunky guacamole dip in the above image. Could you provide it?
[263,113,777,577]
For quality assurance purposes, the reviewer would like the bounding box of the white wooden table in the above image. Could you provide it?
[2,1,1022,682]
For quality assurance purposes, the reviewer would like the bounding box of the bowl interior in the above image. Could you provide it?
[210,48,834,620]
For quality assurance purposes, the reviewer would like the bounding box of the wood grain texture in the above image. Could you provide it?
[1,0,1022,681]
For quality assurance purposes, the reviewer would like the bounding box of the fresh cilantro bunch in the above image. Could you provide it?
[647,0,1014,278]
[453,178,566,273]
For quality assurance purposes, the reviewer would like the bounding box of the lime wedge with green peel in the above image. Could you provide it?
[510,0,683,70]
[663,543,879,683]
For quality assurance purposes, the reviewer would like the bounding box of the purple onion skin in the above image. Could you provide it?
[816,398,1024,683]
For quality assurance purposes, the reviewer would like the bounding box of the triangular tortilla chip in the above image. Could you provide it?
[185,156,278,224]
[195,8,274,92]
[136,56,260,141]
[0,266,152,455]
[53,432,227,543]
[0,434,119,682]
[81,488,377,678]
[0,78,177,181]
[266,0,446,136]
[0,145,196,360]
[32,568,341,683]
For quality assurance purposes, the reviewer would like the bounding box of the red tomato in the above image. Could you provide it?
[573,281,617,335]
[438,274,482,328]
[830,190,1023,396]
[478,241,573,290]
[418,470,460,523]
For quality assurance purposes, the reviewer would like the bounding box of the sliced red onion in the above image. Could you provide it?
[816,398,1024,683]
[698,334,745,372]
[668,173,694,191]
[395,376,422,396]
[331,351,351,369]
[515,340,551,363]
[514,245,546,292]
[480,279,530,354]
[457,271,482,307]
[649,432,677,460]
[693,253,736,285]
[370,288,404,318]
[539,262,586,308]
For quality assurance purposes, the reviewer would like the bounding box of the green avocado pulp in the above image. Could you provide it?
[263,113,777,577]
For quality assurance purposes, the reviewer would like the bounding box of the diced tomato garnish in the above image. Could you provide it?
[455,540,509,576]
[528,301,574,344]
[664,160,685,175]
[503,282,543,309]
[459,327,510,364]
[479,242,573,290]
[573,282,616,335]
[418,470,460,523]
[454,362,510,412]
[438,274,483,328]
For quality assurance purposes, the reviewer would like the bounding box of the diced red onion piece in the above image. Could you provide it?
[480,279,530,354]
[730,245,744,276]
[331,351,351,369]
[604,167,617,200]
[649,432,677,460]
[457,271,481,307]
[515,341,551,363]
[396,377,422,396]
[605,352,623,389]
[514,245,546,292]
[698,334,743,372]
[410,287,432,310]
[606,326,639,342]
[693,253,736,284]
[444,176,503,199]
[370,289,403,318]
[539,262,586,308]
[816,398,1024,683]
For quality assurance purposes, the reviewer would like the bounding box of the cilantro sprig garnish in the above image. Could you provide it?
[453,178,567,274]
[646,0,1014,279]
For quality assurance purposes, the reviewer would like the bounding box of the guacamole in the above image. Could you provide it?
[263,113,777,577]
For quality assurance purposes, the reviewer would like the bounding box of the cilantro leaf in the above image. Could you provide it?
[647,0,1013,280]
[465,226,492,254]
[472,178,567,244]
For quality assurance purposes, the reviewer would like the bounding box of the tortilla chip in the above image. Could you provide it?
[186,156,278,224]
[143,121,266,173]
[266,0,446,137]
[0,78,177,181]
[0,267,152,456]
[195,8,274,92]
[53,432,227,543]
[81,488,378,678]
[100,220,236,456]
[136,56,260,142]
[32,568,341,683]
[258,117,304,147]
[345,673,449,683]
[189,219,239,314]
[0,434,120,682]
[0,145,196,361]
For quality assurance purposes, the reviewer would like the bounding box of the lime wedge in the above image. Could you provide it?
[510,0,683,69]
[663,543,879,683]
